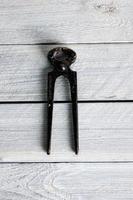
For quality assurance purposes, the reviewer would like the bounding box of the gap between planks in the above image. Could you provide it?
[1,42,133,46]
[0,100,133,104]
[1,161,133,164]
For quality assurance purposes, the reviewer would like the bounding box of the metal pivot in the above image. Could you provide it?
[47,47,79,154]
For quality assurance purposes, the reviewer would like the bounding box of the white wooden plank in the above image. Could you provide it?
[0,44,133,101]
[0,103,133,162]
[0,0,133,44]
[0,163,133,199]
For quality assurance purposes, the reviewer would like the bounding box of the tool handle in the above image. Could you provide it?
[47,72,56,154]
[69,71,79,154]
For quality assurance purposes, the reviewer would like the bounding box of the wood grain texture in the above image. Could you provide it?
[1,44,133,101]
[0,103,133,162]
[0,163,133,199]
[0,0,133,44]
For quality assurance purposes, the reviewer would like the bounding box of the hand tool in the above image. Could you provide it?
[47,47,79,154]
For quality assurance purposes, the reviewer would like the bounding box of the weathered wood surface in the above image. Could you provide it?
[0,163,133,199]
[0,0,133,44]
[0,44,133,101]
[0,0,133,196]
[0,103,133,162]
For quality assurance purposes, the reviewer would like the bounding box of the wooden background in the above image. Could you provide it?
[0,0,133,199]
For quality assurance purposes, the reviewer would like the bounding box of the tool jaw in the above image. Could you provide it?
[48,47,76,73]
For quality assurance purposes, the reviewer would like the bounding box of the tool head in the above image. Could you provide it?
[48,47,76,72]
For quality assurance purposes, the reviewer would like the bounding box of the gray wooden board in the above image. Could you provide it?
[0,163,133,199]
[0,0,133,44]
[0,44,133,101]
[1,0,133,197]
[0,103,133,162]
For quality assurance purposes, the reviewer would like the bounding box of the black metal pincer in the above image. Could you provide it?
[47,47,79,155]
